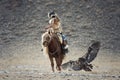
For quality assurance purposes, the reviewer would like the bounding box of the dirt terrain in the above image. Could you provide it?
[0,0,120,80]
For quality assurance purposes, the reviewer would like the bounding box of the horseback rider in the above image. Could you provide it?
[45,11,69,53]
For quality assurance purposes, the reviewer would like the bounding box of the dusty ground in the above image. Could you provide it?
[0,0,120,80]
[0,43,120,80]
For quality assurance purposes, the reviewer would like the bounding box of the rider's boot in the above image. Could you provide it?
[63,40,69,53]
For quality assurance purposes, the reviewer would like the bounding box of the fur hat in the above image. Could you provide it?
[48,11,57,18]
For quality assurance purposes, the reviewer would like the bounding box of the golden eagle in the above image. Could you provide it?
[62,41,101,71]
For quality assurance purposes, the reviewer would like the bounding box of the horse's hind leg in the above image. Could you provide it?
[49,56,54,72]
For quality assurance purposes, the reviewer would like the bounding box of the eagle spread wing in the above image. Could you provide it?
[82,41,100,63]
[61,41,101,71]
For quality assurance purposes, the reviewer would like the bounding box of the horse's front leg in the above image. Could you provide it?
[49,56,54,72]
[55,58,61,71]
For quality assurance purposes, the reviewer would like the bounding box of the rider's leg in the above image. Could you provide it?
[62,38,69,49]
[61,34,69,50]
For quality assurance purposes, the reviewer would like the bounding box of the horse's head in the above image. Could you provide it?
[42,28,55,47]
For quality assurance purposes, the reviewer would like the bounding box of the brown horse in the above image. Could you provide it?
[42,32,65,72]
